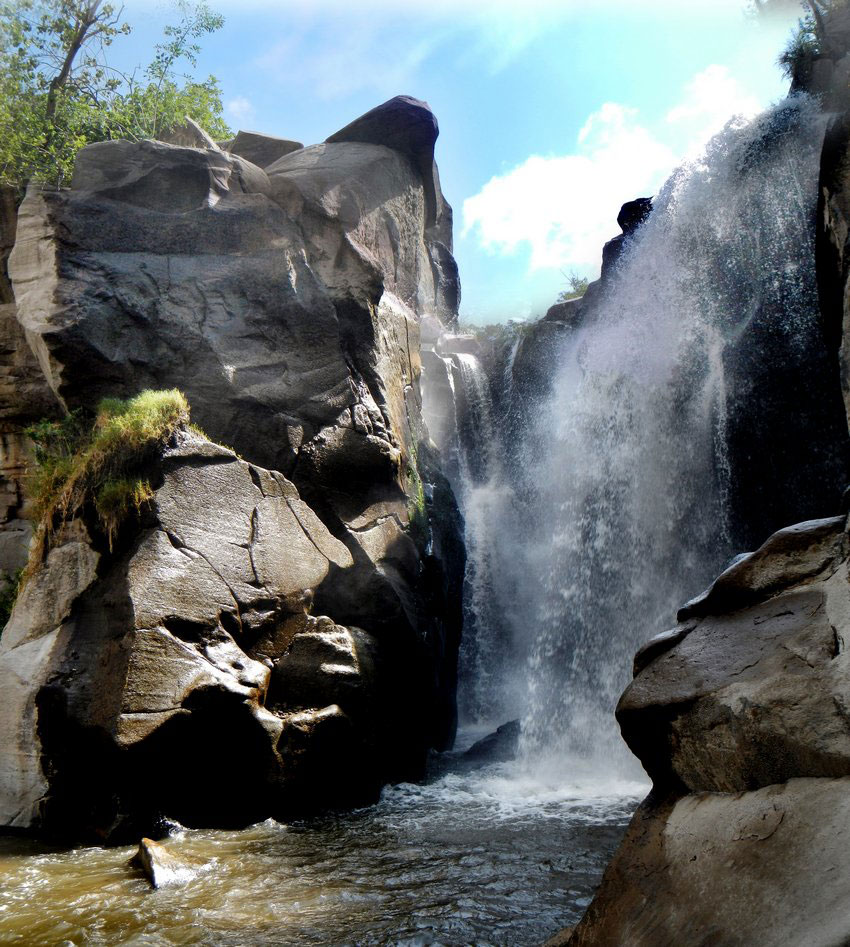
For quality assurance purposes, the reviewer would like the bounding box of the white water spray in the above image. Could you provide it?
[445,96,836,779]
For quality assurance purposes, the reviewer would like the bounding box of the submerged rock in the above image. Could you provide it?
[130,837,198,889]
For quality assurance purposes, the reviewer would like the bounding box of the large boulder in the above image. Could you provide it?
[570,778,850,947]
[1,98,465,839]
[0,430,445,840]
[565,513,850,944]
[228,129,303,168]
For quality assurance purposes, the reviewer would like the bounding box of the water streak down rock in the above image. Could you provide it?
[0,96,465,841]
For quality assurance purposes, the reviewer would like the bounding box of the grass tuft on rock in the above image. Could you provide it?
[26,389,190,562]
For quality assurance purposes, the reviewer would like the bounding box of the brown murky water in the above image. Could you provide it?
[0,757,642,946]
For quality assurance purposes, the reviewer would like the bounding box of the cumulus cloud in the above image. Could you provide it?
[225,96,256,125]
[666,65,761,149]
[461,65,767,275]
[462,104,674,272]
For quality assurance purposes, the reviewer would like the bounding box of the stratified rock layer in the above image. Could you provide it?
[0,96,465,839]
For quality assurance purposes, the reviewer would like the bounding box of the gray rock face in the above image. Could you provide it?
[0,97,465,839]
[229,129,303,168]
[0,430,438,839]
[568,514,850,944]
[571,778,850,947]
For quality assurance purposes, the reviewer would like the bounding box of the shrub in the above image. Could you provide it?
[26,388,190,562]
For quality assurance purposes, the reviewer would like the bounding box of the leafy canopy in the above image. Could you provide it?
[776,0,850,81]
[0,0,230,188]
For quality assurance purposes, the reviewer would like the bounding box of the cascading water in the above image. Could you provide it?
[446,95,845,777]
[444,352,523,724]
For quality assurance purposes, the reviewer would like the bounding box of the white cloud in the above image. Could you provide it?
[666,65,761,149]
[461,64,769,275]
[225,95,256,125]
[462,103,674,272]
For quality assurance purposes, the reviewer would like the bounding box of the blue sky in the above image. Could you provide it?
[116,0,802,323]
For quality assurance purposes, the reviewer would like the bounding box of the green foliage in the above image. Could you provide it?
[777,1,849,82]
[557,272,589,303]
[0,0,229,189]
[0,567,22,633]
[26,388,190,561]
[778,11,822,80]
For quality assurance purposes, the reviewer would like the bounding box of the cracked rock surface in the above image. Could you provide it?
[0,431,425,839]
[0,96,466,841]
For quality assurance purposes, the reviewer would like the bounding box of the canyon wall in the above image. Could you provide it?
[0,96,465,842]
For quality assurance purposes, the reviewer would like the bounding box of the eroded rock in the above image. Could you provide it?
[229,129,303,168]
[570,779,850,947]
[131,837,198,888]
[0,430,443,840]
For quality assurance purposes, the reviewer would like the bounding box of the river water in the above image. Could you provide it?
[0,740,643,946]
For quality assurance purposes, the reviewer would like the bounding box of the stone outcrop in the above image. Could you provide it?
[0,96,465,840]
[558,57,850,939]
[571,777,850,947]
[228,130,303,168]
[563,513,850,945]
[0,429,450,840]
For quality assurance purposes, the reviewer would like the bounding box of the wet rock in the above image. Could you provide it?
[616,197,652,234]
[131,837,197,888]
[463,719,520,765]
[428,720,520,778]
[601,197,653,280]
[570,779,850,947]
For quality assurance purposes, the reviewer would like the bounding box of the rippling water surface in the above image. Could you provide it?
[0,747,643,947]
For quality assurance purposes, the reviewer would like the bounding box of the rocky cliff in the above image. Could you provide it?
[0,96,465,841]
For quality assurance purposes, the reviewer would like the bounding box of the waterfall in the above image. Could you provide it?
[449,353,521,724]
[443,94,849,777]
[516,95,841,772]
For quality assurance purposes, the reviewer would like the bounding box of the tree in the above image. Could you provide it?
[0,0,230,190]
